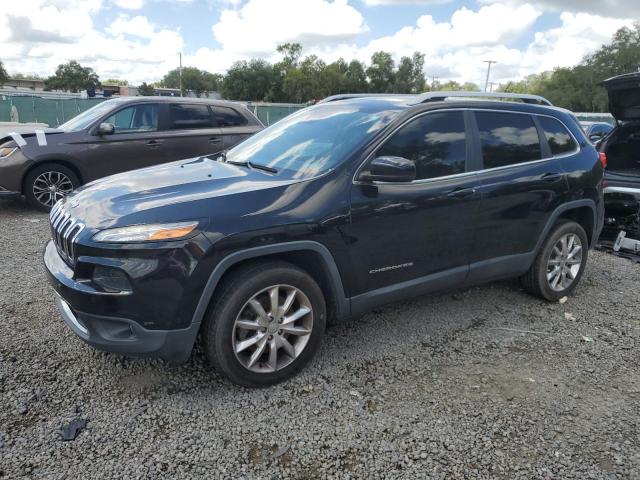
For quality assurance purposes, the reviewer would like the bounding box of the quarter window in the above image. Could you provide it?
[376,111,467,180]
[213,106,247,127]
[169,104,215,129]
[538,116,578,156]
[103,104,158,133]
[476,111,541,169]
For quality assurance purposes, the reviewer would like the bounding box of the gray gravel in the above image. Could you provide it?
[1,196,639,479]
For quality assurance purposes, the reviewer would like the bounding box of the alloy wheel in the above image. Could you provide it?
[546,233,583,292]
[32,171,74,208]
[232,284,314,373]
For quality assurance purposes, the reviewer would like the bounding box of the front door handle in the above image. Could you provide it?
[446,187,476,199]
[541,172,562,182]
[209,137,222,145]
[145,140,163,149]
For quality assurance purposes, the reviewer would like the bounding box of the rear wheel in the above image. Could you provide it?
[202,260,326,387]
[24,164,79,212]
[521,220,588,301]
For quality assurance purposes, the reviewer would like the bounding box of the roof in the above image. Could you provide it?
[104,96,241,108]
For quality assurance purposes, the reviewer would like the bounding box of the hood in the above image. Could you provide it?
[601,73,640,122]
[0,127,64,150]
[60,157,299,230]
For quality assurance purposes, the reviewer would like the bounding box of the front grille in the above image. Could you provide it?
[49,201,85,266]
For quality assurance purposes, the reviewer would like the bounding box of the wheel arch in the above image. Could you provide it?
[192,241,350,329]
[21,159,84,194]
[536,200,598,253]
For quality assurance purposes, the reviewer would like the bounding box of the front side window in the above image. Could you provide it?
[538,116,577,156]
[214,106,247,127]
[476,111,541,169]
[103,104,159,133]
[169,104,215,130]
[376,111,467,180]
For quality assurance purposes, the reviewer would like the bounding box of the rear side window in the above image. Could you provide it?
[476,111,541,169]
[376,111,467,180]
[169,104,215,130]
[213,106,247,127]
[538,116,578,156]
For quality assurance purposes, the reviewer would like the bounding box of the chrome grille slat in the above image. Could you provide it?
[49,204,85,266]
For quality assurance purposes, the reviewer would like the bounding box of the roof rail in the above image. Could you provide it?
[318,93,416,104]
[413,91,553,106]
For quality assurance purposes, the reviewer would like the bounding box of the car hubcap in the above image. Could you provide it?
[33,171,74,207]
[546,233,583,292]
[233,285,313,373]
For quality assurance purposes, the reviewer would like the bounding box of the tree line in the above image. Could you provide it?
[1,23,639,111]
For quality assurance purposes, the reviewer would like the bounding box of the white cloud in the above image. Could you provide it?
[482,0,640,18]
[107,14,157,38]
[114,0,144,9]
[362,0,451,4]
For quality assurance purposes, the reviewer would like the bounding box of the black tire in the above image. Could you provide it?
[24,163,80,212]
[521,220,589,301]
[202,260,326,387]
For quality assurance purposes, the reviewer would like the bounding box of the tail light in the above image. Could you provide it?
[599,152,607,169]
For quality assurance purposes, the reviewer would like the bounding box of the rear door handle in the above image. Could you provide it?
[209,137,222,145]
[446,187,477,199]
[145,140,163,148]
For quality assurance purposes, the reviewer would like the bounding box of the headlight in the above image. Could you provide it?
[92,221,199,243]
[0,147,17,159]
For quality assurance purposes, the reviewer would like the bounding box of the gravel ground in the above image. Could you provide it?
[1,196,639,480]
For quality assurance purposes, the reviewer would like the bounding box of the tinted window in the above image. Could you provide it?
[169,104,214,130]
[377,111,466,180]
[476,111,541,169]
[213,106,247,127]
[104,104,158,133]
[539,116,578,156]
[590,124,613,135]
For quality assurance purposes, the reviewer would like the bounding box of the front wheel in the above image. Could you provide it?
[24,164,80,212]
[521,220,589,301]
[202,260,326,387]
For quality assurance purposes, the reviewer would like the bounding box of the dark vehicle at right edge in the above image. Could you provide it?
[44,92,604,387]
[597,73,640,246]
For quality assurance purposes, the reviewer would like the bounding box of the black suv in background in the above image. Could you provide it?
[44,92,604,387]
[0,97,263,210]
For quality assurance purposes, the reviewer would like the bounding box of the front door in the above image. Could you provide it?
[345,110,481,306]
[83,103,165,181]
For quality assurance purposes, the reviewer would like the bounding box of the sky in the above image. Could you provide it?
[0,0,637,88]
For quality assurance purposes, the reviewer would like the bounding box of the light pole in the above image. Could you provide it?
[483,60,497,92]
[178,52,183,97]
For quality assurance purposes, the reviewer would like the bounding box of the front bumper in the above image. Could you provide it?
[44,240,201,362]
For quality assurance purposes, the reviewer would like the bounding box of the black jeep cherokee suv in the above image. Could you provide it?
[44,93,604,387]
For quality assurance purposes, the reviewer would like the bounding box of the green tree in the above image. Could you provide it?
[222,59,277,101]
[44,60,100,93]
[345,60,368,92]
[103,78,128,86]
[367,51,395,93]
[161,67,222,97]
[138,82,155,96]
[394,52,426,93]
[0,61,8,86]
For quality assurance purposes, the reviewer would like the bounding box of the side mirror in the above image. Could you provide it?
[97,122,115,136]
[359,156,416,183]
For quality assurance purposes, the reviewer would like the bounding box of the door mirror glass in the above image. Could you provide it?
[97,122,115,136]
[359,156,416,183]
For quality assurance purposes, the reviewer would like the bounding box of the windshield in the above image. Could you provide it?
[225,101,402,178]
[59,100,120,132]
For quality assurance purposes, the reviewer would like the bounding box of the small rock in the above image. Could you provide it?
[559,296,568,304]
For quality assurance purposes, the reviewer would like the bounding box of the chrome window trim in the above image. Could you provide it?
[352,107,581,186]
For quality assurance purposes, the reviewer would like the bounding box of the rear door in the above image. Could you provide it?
[213,105,259,150]
[159,103,224,160]
[468,110,571,281]
[84,102,164,180]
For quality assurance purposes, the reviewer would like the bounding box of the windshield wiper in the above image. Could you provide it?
[226,160,278,174]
